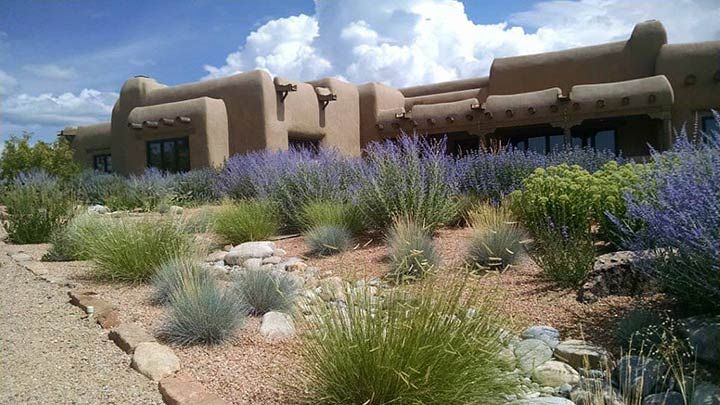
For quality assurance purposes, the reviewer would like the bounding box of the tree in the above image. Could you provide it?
[0,132,80,182]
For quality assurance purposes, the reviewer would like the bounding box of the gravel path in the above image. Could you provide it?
[0,251,163,405]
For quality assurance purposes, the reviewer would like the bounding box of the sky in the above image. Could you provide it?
[1,0,719,144]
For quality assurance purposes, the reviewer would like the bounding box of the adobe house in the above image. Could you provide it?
[60,20,720,174]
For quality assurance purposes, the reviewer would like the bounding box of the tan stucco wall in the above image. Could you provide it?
[66,20,720,170]
[67,122,111,168]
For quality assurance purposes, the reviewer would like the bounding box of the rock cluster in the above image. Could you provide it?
[504,325,720,405]
[578,250,659,303]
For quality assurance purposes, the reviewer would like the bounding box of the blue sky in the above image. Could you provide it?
[1,0,718,143]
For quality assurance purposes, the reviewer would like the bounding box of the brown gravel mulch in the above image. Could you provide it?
[4,224,669,404]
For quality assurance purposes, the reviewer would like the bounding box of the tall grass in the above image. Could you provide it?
[528,225,596,287]
[355,135,458,231]
[44,211,109,261]
[2,171,75,244]
[81,218,197,283]
[298,276,520,404]
[386,216,439,282]
[299,200,364,234]
[158,274,245,346]
[212,200,280,244]
[466,204,527,271]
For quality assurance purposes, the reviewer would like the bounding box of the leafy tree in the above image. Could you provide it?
[0,132,80,182]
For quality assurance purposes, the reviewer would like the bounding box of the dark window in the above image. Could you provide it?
[571,128,617,154]
[288,138,320,152]
[93,154,112,173]
[701,116,719,143]
[509,128,565,155]
[146,137,190,173]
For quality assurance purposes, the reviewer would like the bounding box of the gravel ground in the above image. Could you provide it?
[0,248,163,405]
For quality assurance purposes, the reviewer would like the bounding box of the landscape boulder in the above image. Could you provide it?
[554,339,609,370]
[109,323,156,354]
[224,241,275,265]
[612,355,667,398]
[691,383,720,405]
[521,325,560,348]
[259,312,295,342]
[680,315,720,367]
[514,338,553,372]
[531,360,580,387]
[643,391,684,405]
[131,342,180,381]
[578,250,660,303]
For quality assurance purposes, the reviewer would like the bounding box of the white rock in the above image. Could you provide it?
[273,248,287,257]
[532,360,580,387]
[554,339,609,370]
[521,325,560,348]
[243,258,263,270]
[260,311,295,342]
[10,252,32,262]
[131,342,180,381]
[319,277,347,302]
[262,256,283,265]
[206,250,227,263]
[224,241,275,265]
[88,204,110,214]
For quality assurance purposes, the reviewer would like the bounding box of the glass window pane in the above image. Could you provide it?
[148,142,162,168]
[594,130,615,152]
[702,117,719,143]
[162,141,176,173]
[176,138,190,172]
[571,136,584,147]
[106,156,112,172]
[528,136,545,154]
[548,135,564,152]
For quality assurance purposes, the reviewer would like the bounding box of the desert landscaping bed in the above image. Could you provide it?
[3,221,670,404]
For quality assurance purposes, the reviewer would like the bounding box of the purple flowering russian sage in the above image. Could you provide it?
[614,129,720,312]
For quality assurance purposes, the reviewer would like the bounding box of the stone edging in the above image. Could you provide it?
[8,251,228,405]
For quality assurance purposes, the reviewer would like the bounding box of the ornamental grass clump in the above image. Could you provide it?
[81,218,197,283]
[234,269,298,315]
[104,168,174,211]
[212,200,280,244]
[305,225,354,256]
[2,170,76,244]
[158,274,245,346]
[44,211,109,261]
[298,276,521,404]
[613,131,720,313]
[528,223,596,287]
[299,200,364,235]
[466,204,527,272]
[356,135,458,231]
[151,257,211,305]
[386,216,439,282]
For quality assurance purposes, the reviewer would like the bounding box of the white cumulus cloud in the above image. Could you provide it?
[0,69,18,95]
[203,0,720,87]
[2,89,118,127]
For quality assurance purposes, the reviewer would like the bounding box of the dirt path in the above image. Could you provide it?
[0,250,162,405]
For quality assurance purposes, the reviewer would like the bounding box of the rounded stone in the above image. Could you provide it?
[532,360,580,387]
[521,325,560,348]
[515,338,553,372]
[554,339,609,370]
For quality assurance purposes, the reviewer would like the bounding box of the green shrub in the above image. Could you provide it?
[44,212,109,261]
[466,204,527,271]
[213,200,280,244]
[158,274,245,345]
[298,277,520,404]
[233,269,298,315]
[82,218,197,283]
[386,216,439,282]
[182,206,216,234]
[299,200,364,234]
[151,257,211,305]
[510,162,643,243]
[0,133,80,183]
[305,225,353,256]
[2,171,76,244]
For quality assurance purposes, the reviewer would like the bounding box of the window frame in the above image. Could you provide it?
[146,137,190,173]
[93,154,112,173]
